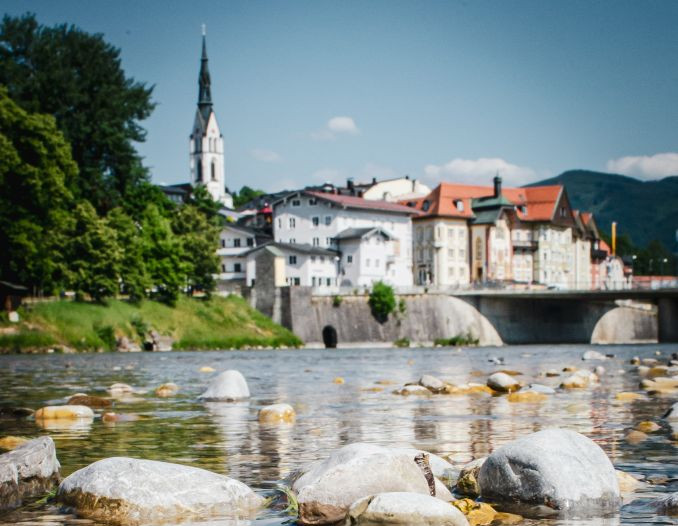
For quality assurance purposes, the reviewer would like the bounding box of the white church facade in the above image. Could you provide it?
[189,33,233,208]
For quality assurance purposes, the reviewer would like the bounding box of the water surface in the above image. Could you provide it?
[1,344,677,525]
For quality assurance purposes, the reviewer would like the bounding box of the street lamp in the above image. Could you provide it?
[631,255,637,288]
[661,257,668,276]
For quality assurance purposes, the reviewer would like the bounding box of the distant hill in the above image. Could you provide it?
[527,170,678,249]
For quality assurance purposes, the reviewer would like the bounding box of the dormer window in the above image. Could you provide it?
[422,200,430,212]
[521,205,527,215]
[454,199,464,212]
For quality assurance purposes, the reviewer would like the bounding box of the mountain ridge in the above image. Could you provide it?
[525,170,678,249]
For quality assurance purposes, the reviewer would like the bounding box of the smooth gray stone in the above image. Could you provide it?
[478,428,620,517]
[198,369,250,401]
[346,492,469,525]
[0,436,61,511]
[58,457,263,525]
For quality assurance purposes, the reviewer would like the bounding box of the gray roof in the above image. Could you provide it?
[334,227,394,241]
[242,241,338,258]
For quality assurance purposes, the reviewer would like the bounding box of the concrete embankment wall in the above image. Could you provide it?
[288,291,503,347]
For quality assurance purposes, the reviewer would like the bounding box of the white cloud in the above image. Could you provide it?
[250,148,282,163]
[606,152,678,180]
[424,157,538,187]
[311,116,360,140]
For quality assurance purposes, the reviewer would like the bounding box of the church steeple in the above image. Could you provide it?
[198,28,212,119]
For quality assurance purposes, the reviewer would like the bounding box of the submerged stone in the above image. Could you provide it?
[154,383,179,397]
[0,436,29,450]
[477,428,620,517]
[456,458,486,497]
[259,403,296,423]
[347,492,469,525]
[625,430,648,444]
[0,436,61,511]
[198,370,250,401]
[486,372,520,393]
[57,457,263,525]
[635,421,660,433]
[35,405,94,420]
[507,391,547,403]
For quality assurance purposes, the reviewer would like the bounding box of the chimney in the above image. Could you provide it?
[493,174,502,198]
[347,177,354,194]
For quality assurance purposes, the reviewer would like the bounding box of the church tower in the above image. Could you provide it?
[189,30,232,208]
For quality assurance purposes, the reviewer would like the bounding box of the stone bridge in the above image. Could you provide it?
[454,289,678,345]
[246,283,678,346]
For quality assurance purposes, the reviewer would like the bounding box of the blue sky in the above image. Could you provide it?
[4,1,678,192]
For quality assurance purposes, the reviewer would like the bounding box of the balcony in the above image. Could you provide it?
[512,239,537,250]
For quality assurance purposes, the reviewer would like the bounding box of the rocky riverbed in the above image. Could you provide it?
[1,344,677,525]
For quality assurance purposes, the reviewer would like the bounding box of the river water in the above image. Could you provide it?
[1,344,677,525]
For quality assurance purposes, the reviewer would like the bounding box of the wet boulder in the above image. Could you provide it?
[67,394,112,408]
[291,443,453,525]
[58,457,263,525]
[653,493,678,515]
[477,428,620,517]
[456,457,486,497]
[0,436,61,511]
[582,350,607,361]
[35,405,94,420]
[259,403,296,423]
[198,370,250,401]
[487,372,520,393]
[346,492,469,525]
[394,384,432,396]
[419,374,446,393]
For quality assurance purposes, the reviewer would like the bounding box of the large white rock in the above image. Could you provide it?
[198,370,250,401]
[477,428,620,517]
[487,372,520,393]
[0,437,61,511]
[419,375,445,393]
[58,457,263,525]
[582,350,607,361]
[291,443,453,525]
[346,492,469,525]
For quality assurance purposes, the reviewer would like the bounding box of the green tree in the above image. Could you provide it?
[0,87,76,294]
[0,13,155,213]
[66,201,121,302]
[172,204,220,296]
[189,184,222,222]
[141,204,186,305]
[368,281,396,323]
[233,186,265,209]
[107,207,151,301]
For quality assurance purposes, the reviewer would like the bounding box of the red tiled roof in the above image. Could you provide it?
[402,182,562,222]
[306,191,420,215]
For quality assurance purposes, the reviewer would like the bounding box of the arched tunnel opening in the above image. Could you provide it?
[322,325,338,348]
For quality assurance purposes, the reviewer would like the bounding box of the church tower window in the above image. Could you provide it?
[196,162,202,182]
[211,160,216,181]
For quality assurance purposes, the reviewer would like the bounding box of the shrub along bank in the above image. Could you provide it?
[0,296,302,353]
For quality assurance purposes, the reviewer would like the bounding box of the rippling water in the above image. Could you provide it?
[1,344,677,525]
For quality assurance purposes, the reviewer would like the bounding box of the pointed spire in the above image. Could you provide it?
[198,27,212,118]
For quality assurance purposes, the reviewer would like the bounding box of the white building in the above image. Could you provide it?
[272,190,416,287]
[361,176,431,202]
[244,242,339,288]
[216,224,260,282]
[189,34,233,208]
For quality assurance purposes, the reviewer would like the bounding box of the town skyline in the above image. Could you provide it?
[4,0,678,193]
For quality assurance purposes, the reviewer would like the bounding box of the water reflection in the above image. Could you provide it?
[1,343,678,525]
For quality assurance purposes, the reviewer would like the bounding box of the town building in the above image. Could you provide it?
[271,189,417,287]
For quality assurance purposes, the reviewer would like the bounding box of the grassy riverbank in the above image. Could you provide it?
[0,296,302,353]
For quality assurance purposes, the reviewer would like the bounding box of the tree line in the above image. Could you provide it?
[0,14,221,304]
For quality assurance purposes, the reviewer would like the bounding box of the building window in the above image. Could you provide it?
[292,199,301,207]
[375,259,380,267]
[313,237,320,246]
[234,263,242,272]
[347,255,353,263]
[311,256,316,262]
[460,248,466,259]
[326,237,332,246]
[422,200,430,212]
[289,255,297,264]
[475,238,482,260]
[247,238,254,247]
[455,199,464,212]
[448,248,455,258]
[309,198,317,206]
[233,239,241,247]
[221,264,226,272]
[320,256,325,263]
[289,238,296,243]
[325,216,332,225]
[211,161,216,181]
[326,278,331,286]
[293,277,300,286]
[312,216,319,227]
[221,239,225,248]
[277,218,282,229]
[196,162,202,182]
[312,277,316,286]
[289,218,296,228]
